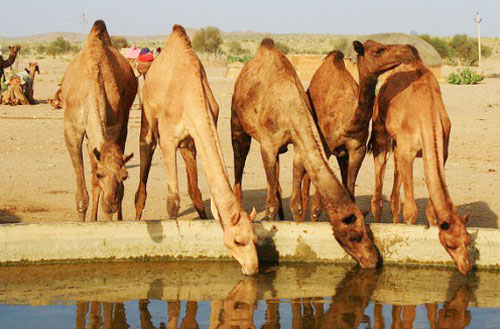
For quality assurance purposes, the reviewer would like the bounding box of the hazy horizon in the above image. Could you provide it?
[1,0,499,38]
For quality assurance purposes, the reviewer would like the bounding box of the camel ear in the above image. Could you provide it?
[35,65,40,74]
[25,68,30,74]
[463,214,470,224]
[123,153,133,163]
[353,41,365,56]
[249,207,257,221]
[231,210,240,226]
[93,148,101,161]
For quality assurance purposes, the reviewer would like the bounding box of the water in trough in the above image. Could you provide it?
[0,261,499,328]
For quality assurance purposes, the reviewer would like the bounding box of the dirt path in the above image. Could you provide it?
[1,56,499,228]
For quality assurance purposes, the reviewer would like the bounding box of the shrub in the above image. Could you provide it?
[36,44,46,55]
[449,34,478,65]
[45,37,72,58]
[331,38,349,52]
[274,41,290,54]
[448,67,484,85]
[192,26,223,53]
[226,40,249,55]
[111,36,128,49]
[419,34,454,60]
[227,55,252,64]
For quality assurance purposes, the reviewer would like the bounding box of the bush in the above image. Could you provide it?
[45,37,72,58]
[448,67,484,85]
[36,44,46,55]
[192,26,223,53]
[111,36,128,49]
[275,41,290,54]
[449,34,479,65]
[419,34,454,60]
[227,55,252,64]
[331,38,349,52]
[226,40,248,55]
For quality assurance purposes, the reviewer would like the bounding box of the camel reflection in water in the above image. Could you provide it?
[73,269,473,329]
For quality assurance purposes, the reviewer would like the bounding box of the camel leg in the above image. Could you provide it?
[290,153,306,221]
[64,125,89,221]
[88,148,101,222]
[180,145,207,219]
[310,191,322,222]
[396,146,418,225]
[390,150,403,224]
[346,144,366,201]
[117,182,125,221]
[159,139,180,219]
[231,115,252,206]
[134,112,157,220]
[371,134,389,223]
[301,174,311,221]
[275,155,285,221]
[260,144,282,221]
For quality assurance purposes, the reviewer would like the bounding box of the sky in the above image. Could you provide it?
[1,0,499,37]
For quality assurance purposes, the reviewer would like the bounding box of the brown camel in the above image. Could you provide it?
[61,20,137,221]
[135,25,258,275]
[301,51,365,220]
[209,277,258,329]
[2,62,40,106]
[49,87,63,109]
[0,45,20,83]
[365,42,472,274]
[23,62,40,104]
[1,76,27,105]
[231,38,380,268]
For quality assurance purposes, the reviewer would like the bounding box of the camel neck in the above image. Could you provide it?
[186,87,240,225]
[291,107,353,211]
[2,52,17,69]
[355,72,378,128]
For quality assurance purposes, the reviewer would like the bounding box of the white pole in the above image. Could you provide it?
[475,12,482,73]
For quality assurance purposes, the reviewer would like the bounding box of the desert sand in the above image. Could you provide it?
[1,54,499,229]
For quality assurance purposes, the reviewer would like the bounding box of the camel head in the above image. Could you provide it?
[27,62,40,75]
[330,205,380,269]
[353,40,416,77]
[92,142,133,215]
[438,214,472,275]
[223,207,259,275]
[8,45,21,55]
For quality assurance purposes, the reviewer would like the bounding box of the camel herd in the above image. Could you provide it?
[9,20,471,276]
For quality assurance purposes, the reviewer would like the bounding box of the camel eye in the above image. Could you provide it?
[440,222,451,230]
[342,214,357,224]
[374,48,385,56]
[446,244,458,250]
[95,172,104,179]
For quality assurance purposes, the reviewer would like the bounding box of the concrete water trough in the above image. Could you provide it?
[0,220,499,269]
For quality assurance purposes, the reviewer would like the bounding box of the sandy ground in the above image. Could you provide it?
[0,55,499,229]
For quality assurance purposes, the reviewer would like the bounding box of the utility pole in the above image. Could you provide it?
[80,12,88,35]
[475,12,482,73]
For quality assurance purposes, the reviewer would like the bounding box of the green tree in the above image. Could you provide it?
[275,41,290,54]
[450,34,478,65]
[226,40,248,55]
[192,26,223,53]
[46,37,72,58]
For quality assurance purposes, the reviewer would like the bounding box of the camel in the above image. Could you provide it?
[0,45,20,83]
[364,41,472,274]
[1,76,27,105]
[301,51,366,220]
[231,38,380,268]
[209,277,258,329]
[61,20,137,221]
[1,62,40,105]
[320,268,379,329]
[49,87,63,109]
[135,24,258,275]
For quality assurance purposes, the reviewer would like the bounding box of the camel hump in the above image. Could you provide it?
[172,24,187,36]
[88,20,111,44]
[260,38,275,49]
[325,50,345,68]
